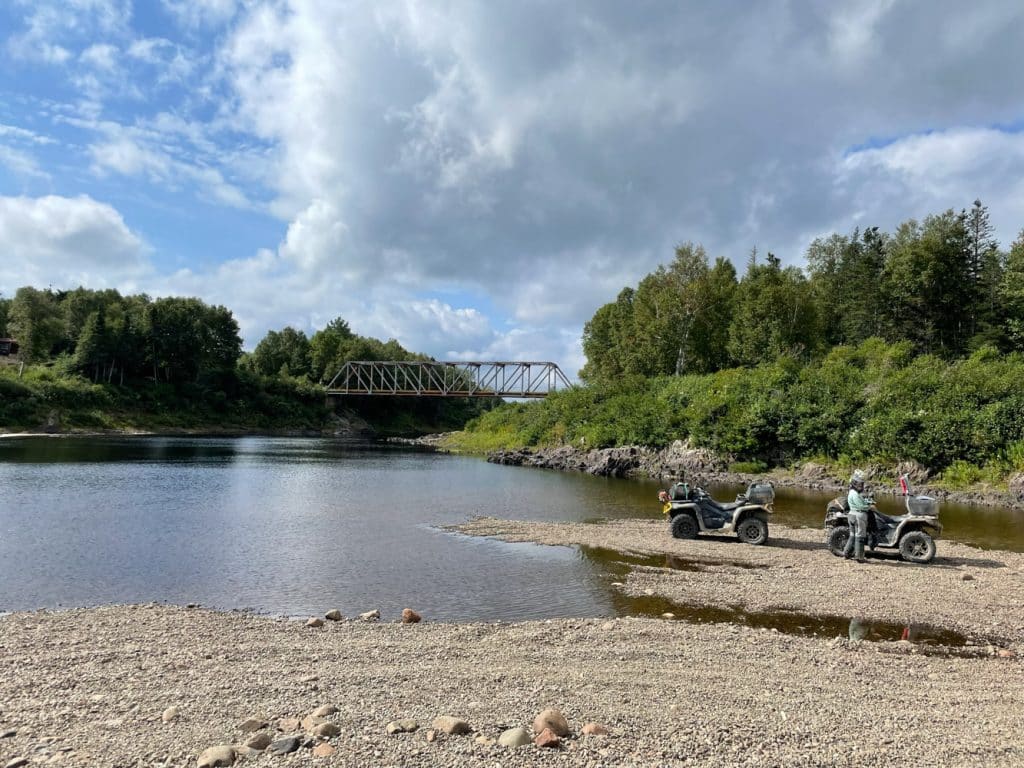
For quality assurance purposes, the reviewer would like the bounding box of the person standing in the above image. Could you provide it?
[843,470,871,563]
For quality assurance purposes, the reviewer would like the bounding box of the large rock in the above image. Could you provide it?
[312,705,337,717]
[324,609,343,621]
[1009,472,1024,500]
[401,608,421,624]
[196,746,235,767]
[497,727,532,747]
[534,727,560,748]
[306,617,324,628]
[432,716,471,735]
[239,717,268,733]
[895,460,931,486]
[533,708,570,737]
[268,737,300,755]
[313,722,340,738]
[301,715,328,731]
[359,609,380,622]
[245,732,272,751]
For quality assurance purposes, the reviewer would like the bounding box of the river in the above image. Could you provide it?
[1,436,1021,621]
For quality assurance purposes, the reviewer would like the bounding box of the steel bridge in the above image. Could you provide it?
[326,361,571,398]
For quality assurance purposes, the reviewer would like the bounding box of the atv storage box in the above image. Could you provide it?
[907,495,938,516]
[745,482,774,505]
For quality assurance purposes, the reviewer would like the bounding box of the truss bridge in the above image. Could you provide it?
[326,360,571,398]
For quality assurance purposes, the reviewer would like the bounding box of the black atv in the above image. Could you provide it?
[658,481,774,545]
[824,475,942,564]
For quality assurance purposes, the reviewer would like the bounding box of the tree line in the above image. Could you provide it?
[0,286,484,434]
[582,201,1024,381]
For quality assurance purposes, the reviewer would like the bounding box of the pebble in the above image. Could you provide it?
[312,743,336,757]
[160,706,178,723]
[386,720,419,734]
[424,730,436,743]
[278,717,301,732]
[311,705,337,717]
[0,731,15,739]
[582,722,610,736]
[962,574,975,581]
[301,715,328,731]
[4,759,28,768]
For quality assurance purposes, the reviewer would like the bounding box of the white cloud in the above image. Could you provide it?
[0,146,49,180]
[80,43,118,70]
[840,127,1024,245]
[0,195,149,291]
[162,0,239,28]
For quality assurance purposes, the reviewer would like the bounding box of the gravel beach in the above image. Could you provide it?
[1,519,1022,767]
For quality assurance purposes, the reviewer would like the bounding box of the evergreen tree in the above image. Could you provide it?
[1002,231,1024,352]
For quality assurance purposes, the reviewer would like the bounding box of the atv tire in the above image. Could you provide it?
[736,516,768,545]
[827,526,850,557]
[670,513,699,539]
[899,530,936,564]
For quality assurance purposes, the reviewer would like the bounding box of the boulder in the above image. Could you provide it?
[324,609,343,621]
[1009,472,1024,500]
[306,617,324,628]
[895,461,931,486]
[359,609,380,622]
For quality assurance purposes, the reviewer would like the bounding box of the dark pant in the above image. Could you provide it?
[843,510,868,561]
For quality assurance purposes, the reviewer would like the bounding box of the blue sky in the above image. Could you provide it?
[2,1,1024,374]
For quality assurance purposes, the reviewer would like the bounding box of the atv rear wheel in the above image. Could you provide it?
[899,530,936,564]
[827,526,850,557]
[670,513,699,539]
[736,517,768,545]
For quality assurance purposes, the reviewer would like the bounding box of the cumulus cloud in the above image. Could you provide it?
[0,195,149,290]
[6,1,1024,371]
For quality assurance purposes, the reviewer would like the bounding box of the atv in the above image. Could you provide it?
[824,474,942,564]
[658,480,774,545]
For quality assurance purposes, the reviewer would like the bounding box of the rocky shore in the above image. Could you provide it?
[2,516,1023,767]
[486,441,1024,509]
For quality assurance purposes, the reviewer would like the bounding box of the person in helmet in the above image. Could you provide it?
[843,470,871,563]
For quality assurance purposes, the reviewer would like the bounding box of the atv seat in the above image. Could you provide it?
[702,498,746,513]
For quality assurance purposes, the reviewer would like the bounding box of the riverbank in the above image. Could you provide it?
[0,601,1020,768]
[3,517,1023,767]
[479,441,1024,510]
[454,518,1024,646]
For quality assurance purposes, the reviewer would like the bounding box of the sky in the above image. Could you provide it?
[2,1,1024,376]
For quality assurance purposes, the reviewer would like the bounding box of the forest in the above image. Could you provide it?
[0,287,484,434]
[455,202,1024,488]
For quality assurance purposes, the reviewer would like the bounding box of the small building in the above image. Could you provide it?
[0,338,19,356]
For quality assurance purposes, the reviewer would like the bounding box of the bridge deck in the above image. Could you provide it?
[326,360,571,398]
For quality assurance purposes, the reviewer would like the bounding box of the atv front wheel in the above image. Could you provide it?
[670,513,699,539]
[736,517,768,545]
[826,526,850,557]
[899,530,936,564]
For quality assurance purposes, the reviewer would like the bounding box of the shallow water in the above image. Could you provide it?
[0,437,1020,634]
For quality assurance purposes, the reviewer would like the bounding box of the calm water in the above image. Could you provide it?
[1,437,1021,623]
